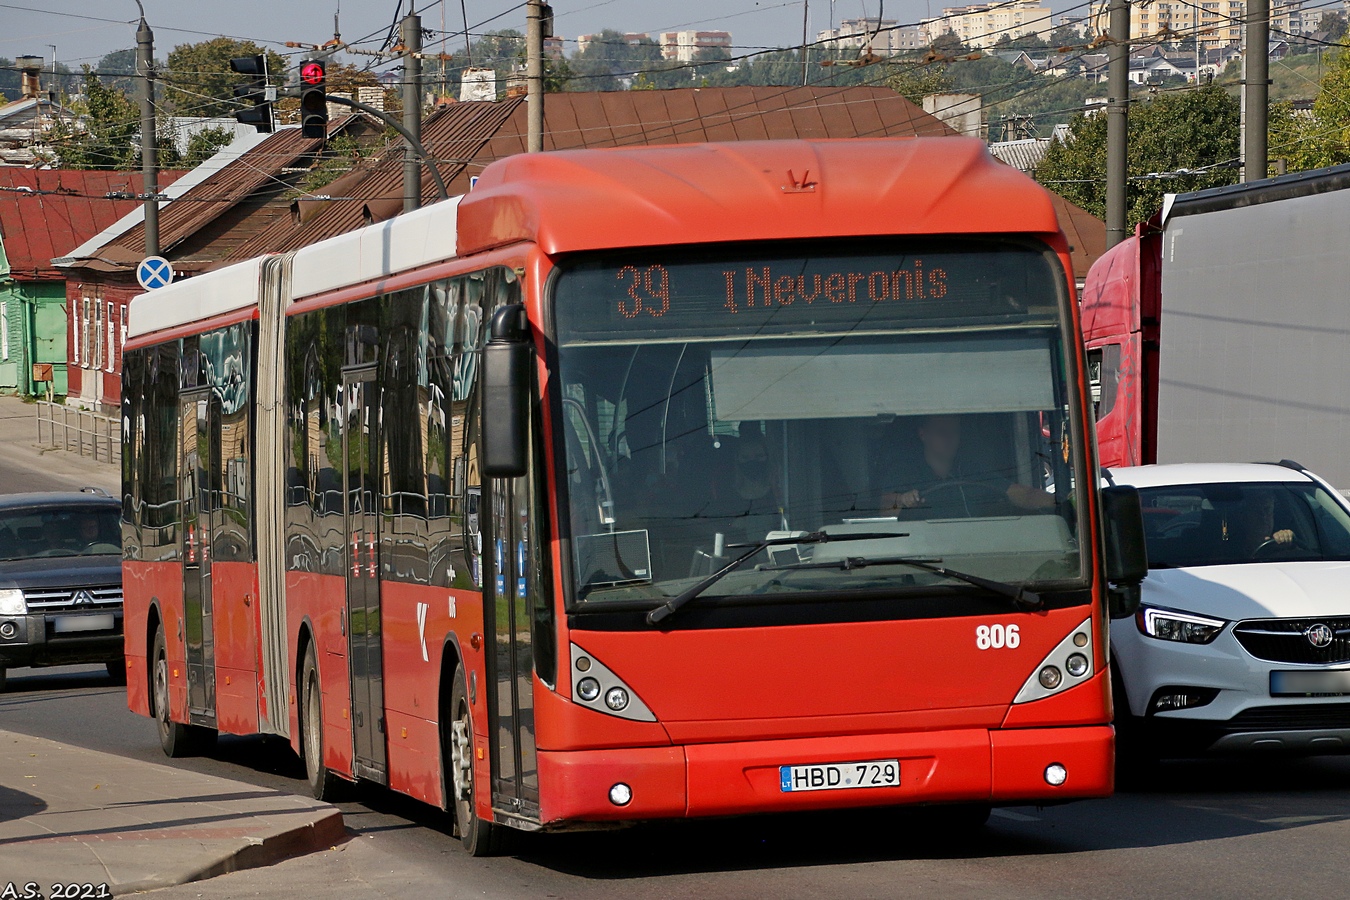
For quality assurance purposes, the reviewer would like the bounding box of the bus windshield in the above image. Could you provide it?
[551,239,1086,609]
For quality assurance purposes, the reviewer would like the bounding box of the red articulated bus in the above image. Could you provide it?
[121,137,1145,853]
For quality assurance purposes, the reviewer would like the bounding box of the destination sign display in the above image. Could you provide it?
[554,240,1063,343]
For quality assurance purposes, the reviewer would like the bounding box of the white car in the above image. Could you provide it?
[1108,462,1350,760]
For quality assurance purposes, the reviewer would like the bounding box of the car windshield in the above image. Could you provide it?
[0,507,122,561]
[1137,481,1350,568]
[551,239,1087,608]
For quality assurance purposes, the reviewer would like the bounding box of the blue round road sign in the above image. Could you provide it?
[137,256,174,290]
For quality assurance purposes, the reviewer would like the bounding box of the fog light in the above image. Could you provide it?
[0,622,15,639]
[609,782,632,806]
[576,656,591,672]
[1065,653,1089,677]
[1072,632,1088,647]
[1044,763,1067,786]
[605,686,630,711]
[577,677,601,701]
[1039,665,1062,689]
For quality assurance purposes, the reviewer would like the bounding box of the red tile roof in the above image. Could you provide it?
[0,169,185,280]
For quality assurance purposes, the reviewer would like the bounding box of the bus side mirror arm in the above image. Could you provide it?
[1101,485,1148,619]
[482,304,531,479]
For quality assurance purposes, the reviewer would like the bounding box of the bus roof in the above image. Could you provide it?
[128,138,1065,341]
[458,137,1064,257]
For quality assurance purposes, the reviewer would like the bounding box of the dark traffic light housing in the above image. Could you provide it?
[299,59,328,139]
[229,55,274,133]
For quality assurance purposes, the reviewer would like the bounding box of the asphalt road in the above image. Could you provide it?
[7,664,1350,899]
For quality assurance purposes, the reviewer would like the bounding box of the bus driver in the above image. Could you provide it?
[880,414,1054,518]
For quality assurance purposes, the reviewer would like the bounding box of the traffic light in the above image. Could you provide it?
[299,59,327,139]
[230,55,274,133]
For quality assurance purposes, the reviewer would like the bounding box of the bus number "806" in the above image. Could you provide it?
[975,624,1020,650]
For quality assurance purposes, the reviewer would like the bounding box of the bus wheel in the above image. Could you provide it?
[301,643,344,801]
[449,663,508,856]
[152,625,197,757]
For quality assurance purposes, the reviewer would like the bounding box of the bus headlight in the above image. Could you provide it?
[0,590,25,616]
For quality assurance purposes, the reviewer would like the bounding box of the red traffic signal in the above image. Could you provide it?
[299,58,327,139]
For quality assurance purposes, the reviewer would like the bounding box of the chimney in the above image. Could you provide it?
[16,56,43,100]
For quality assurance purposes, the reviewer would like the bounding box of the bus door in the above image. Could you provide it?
[342,368,387,783]
[179,390,216,727]
[486,451,541,822]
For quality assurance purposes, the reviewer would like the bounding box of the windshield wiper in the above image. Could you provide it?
[646,531,907,627]
[759,555,1046,612]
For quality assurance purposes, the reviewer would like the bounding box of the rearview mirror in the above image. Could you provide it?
[481,304,531,479]
[1101,484,1148,619]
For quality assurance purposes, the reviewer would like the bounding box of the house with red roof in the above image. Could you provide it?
[0,168,184,397]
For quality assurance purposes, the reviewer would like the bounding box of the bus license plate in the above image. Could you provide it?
[780,759,900,792]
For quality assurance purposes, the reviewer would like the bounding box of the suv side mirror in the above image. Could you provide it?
[1101,484,1148,619]
[482,304,531,479]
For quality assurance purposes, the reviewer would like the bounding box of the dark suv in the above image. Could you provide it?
[0,490,123,691]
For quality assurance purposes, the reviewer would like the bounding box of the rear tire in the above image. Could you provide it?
[448,663,509,856]
[152,625,198,757]
[0,667,7,693]
[106,658,127,685]
[301,643,345,801]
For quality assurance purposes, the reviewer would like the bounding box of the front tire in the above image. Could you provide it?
[448,663,508,856]
[106,657,127,685]
[0,666,7,693]
[301,643,344,801]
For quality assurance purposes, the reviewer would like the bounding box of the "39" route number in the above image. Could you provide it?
[976,623,1020,650]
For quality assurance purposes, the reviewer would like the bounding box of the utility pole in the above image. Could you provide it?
[1244,0,1269,181]
[527,0,544,152]
[402,11,423,212]
[1105,0,1129,250]
[136,8,159,256]
[801,0,810,86]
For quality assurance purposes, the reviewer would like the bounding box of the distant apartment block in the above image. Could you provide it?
[577,32,652,55]
[816,18,926,54]
[922,1,1054,49]
[1089,0,1244,52]
[660,30,733,62]
[543,36,565,59]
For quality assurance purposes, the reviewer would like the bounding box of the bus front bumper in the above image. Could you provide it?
[535,724,1113,826]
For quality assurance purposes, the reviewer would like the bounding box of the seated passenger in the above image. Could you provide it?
[880,414,1053,517]
[707,431,786,542]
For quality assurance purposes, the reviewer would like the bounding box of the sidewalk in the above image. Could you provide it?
[0,394,118,494]
[0,729,346,894]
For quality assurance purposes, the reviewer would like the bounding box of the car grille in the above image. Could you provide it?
[1226,704,1350,732]
[24,586,123,612]
[1232,618,1350,664]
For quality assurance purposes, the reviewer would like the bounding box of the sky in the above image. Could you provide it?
[1,0,1013,74]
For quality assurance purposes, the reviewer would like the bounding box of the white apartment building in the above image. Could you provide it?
[921,1,1055,49]
[816,18,926,54]
[659,30,733,62]
[1089,0,1244,52]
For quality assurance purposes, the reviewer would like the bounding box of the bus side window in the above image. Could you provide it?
[122,348,144,561]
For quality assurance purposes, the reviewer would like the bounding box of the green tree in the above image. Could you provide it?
[163,37,286,118]
[1035,85,1241,225]
[888,62,953,104]
[96,49,138,95]
[1323,12,1348,43]
[181,125,234,168]
[45,69,142,169]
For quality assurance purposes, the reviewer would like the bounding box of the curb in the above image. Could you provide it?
[116,810,350,894]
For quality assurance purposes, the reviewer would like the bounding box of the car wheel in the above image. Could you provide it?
[0,667,6,693]
[106,658,127,685]
[447,663,509,856]
[301,643,345,801]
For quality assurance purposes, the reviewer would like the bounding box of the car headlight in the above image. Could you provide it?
[0,589,26,616]
[1136,605,1225,644]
